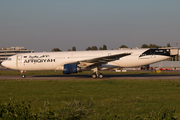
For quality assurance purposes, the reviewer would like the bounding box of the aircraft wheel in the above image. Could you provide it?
[92,73,97,79]
[99,73,103,79]
[21,74,26,78]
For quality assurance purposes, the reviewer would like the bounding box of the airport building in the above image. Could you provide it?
[0,47,34,64]
[150,61,180,70]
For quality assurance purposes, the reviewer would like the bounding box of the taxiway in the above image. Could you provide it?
[0,74,180,80]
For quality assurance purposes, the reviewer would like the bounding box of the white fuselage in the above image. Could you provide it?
[2,49,171,71]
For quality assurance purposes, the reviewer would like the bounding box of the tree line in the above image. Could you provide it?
[51,45,107,52]
[51,43,171,52]
[119,43,171,49]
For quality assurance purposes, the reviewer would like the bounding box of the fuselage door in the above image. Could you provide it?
[16,55,23,69]
[17,55,22,63]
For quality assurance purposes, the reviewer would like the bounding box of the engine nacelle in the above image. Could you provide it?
[63,63,81,74]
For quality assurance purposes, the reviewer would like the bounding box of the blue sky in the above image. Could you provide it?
[0,1,180,51]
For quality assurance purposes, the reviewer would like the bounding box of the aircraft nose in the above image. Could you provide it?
[1,61,8,68]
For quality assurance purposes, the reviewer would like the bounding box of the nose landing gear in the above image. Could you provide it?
[20,71,26,78]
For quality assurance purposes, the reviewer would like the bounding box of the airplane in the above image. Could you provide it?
[1,48,171,78]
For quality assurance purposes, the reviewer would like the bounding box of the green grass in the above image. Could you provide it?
[0,79,180,119]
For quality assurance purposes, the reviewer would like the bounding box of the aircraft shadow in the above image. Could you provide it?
[33,74,92,78]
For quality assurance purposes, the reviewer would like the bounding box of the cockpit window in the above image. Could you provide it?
[7,58,12,61]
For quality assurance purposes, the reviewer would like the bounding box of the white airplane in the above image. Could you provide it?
[1,48,171,78]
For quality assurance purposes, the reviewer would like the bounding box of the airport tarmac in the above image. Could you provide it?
[1,74,180,80]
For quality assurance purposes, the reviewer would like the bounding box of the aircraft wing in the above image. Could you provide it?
[78,52,131,68]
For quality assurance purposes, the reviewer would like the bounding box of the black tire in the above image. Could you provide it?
[99,73,103,79]
[92,73,97,79]
[21,74,26,78]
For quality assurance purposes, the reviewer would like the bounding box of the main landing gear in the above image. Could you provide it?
[20,71,26,78]
[91,67,103,79]
[92,73,103,79]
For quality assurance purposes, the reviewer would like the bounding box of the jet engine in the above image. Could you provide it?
[63,63,81,74]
